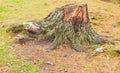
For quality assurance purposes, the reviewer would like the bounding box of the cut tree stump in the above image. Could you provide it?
[7,4,111,52]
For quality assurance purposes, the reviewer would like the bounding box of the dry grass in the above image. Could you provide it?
[0,0,120,73]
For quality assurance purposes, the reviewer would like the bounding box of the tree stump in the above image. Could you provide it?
[7,4,110,52]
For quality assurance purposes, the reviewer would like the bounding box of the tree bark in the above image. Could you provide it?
[7,4,109,52]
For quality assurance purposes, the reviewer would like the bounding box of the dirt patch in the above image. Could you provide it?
[10,37,120,73]
[11,40,87,72]
[0,66,9,73]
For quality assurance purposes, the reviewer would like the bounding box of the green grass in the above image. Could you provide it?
[0,28,12,66]
[0,15,7,21]
[0,6,9,13]
[58,64,65,71]
[0,0,63,23]
[9,60,38,73]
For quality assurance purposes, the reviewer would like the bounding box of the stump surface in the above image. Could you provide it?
[8,4,108,52]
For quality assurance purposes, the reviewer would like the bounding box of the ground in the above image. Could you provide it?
[0,0,120,73]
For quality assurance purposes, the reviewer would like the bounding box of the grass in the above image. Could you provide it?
[9,60,38,73]
[110,0,120,4]
[0,27,39,73]
[0,28,12,66]
[106,45,120,57]
[38,60,44,66]
[0,0,120,73]
[2,0,25,5]
[58,64,65,71]
[0,6,9,13]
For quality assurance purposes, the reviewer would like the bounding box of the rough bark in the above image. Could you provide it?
[7,4,109,52]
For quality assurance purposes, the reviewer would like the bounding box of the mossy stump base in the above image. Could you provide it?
[7,4,110,52]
